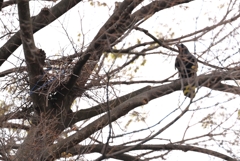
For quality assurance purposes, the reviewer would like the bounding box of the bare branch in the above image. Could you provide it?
[53,53,91,109]
[1,122,30,131]
[0,0,83,67]
[65,86,151,127]
[66,144,236,161]
[53,68,240,158]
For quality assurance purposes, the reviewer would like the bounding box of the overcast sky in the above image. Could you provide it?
[1,0,240,160]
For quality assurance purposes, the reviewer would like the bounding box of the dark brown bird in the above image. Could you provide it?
[175,44,198,98]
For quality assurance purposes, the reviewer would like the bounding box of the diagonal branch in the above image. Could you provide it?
[53,53,91,107]
[203,81,240,94]
[130,0,194,24]
[69,0,195,101]
[134,26,176,51]
[0,0,83,67]
[55,69,240,159]
[54,0,144,108]
[72,0,143,95]
[64,86,151,127]
[66,144,236,161]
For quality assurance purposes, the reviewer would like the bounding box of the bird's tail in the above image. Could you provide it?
[183,85,196,98]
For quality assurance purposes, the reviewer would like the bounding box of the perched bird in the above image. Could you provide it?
[175,44,198,98]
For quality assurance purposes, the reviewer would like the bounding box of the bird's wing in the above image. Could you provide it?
[175,56,180,69]
[188,54,198,72]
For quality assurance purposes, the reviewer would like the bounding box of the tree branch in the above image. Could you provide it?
[69,0,196,101]
[0,0,83,67]
[0,66,27,77]
[65,144,236,161]
[65,86,151,127]
[130,0,194,24]
[17,0,47,110]
[73,0,142,80]
[205,82,240,94]
[52,69,240,159]
[134,27,176,51]
[0,122,30,131]
[53,53,91,109]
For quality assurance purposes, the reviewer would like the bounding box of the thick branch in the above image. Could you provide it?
[71,0,197,98]
[130,0,194,24]
[50,69,240,159]
[65,86,151,127]
[0,0,83,67]
[15,1,51,160]
[205,82,240,94]
[66,144,236,161]
[54,53,91,108]
[17,0,47,111]
[0,0,3,10]
[73,1,143,82]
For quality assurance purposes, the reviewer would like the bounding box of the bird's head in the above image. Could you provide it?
[176,43,189,54]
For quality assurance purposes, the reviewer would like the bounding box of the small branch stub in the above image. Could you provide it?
[142,98,148,104]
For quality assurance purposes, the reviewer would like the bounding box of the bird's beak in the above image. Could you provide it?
[175,44,180,50]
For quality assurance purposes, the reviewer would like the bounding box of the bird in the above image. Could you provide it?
[175,44,198,98]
